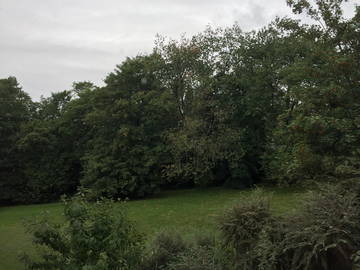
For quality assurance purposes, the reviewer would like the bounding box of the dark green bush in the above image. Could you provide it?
[143,231,230,270]
[218,184,360,270]
[250,220,289,270]
[167,246,223,270]
[218,189,274,269]
[141,230,188,270]
[338,178,360,199]
[277,184,360,270]
[192,232,217,249]
[21,193,144,270]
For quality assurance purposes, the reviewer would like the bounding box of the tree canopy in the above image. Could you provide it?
[0,0,358,204]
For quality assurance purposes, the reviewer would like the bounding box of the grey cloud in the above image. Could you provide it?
[0,0,357,100]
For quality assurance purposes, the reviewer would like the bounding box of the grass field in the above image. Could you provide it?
[0,187,305,270]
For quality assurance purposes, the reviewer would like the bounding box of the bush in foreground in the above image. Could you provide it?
[22,182,360,270]
[141,230,188,270]
[142,230,228,270]
[21,193,144,270]
[218,189,275,269]
[218,185,360,270]
[278,184,360,270]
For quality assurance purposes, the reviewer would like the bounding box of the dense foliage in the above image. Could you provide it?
[81,55,177,198]
[0,77,33,204]
[0,0,359,204]
[218,183,360,270]
[218,189,275,269]
[21,193,144,270]
[267,0,360,184]
[136,182,360,270]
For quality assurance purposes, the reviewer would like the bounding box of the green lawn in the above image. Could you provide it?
[0,187,305,270]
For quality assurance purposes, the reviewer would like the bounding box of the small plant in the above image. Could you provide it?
[21,192,144,270]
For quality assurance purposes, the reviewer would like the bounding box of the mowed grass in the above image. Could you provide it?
[0,186,305,270]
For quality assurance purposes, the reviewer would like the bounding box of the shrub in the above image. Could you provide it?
[167,245,223,270]
[218,184,360,270]
[218,189,274,269]
[143,230,230,270]
[141,230,188,270]
[278,184,360,270]
[21,193,144,270]
[338,178,360,199]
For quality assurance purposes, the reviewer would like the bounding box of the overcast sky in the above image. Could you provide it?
[0,0,357,100]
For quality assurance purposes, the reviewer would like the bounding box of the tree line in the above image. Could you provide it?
[1,0,359,204]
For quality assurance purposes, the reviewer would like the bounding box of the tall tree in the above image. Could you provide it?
[0,77,32,204]
[267,0,360,183]
[81,54,177,198]
[17,83,97,203]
